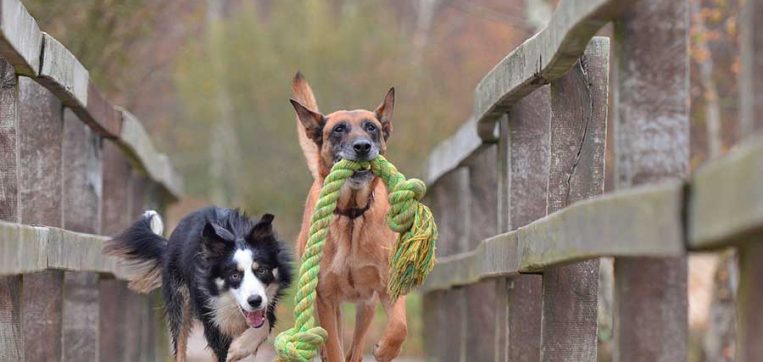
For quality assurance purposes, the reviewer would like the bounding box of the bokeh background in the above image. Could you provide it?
[23,0,742,360]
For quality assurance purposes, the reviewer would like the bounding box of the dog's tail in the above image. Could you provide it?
[103,210,167,294]
[292,71,320,178]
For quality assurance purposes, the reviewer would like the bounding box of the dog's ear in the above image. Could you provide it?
[248,213,275,242]
[202,223,233,258]
[290,99,325,145]
[374,87,395,140]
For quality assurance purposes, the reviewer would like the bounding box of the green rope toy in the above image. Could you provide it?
[274,155,438,362]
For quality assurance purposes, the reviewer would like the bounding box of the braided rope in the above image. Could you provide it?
[275,155,437,361]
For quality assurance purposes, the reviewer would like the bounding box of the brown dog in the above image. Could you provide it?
[290,72,407,362]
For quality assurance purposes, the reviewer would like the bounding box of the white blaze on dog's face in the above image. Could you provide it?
[202,215,288,333]
[210,246,283,332]
[231,249,267,311]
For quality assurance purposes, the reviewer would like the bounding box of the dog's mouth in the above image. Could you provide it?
[351,164,372,180]
[240,308,266,329]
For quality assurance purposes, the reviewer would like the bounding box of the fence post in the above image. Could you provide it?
[17,76,65,362]
[127,171,157,362]
[61,108,103,361]
[737,0,763,359]
[502,85,551,361]
[540,37,609,361]
[0,57,23,362]
[463,146,498,361]
[99,141,133,362]
[612,0,689,360]
[423,168,470,362]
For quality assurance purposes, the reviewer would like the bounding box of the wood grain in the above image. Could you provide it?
[612,0,689,360]
[463,146,498,361]
[0,0,43,75]
[17,76,65,362]
[38,33,89,108]
[540,37,608,362]
[505,85,550,361]
[423,168,470,361]
[736,0,763,359]
[422,180,685,292]
[739,0,763,136]
[99,144,133,361]
[118,108,183,200]
[0,55,21,362]
[474,0,627,139]
[61,108,102,362]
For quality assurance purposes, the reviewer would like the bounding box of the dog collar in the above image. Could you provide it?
[334,192,374,219]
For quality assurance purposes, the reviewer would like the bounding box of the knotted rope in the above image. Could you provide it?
[274,155,437,362]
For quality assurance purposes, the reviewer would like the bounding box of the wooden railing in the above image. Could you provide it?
[0,0,181,360]
[421,0,763,361]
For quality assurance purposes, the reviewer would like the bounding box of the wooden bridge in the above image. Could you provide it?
[0,0,762,361]
[0,0,180,360]
[420,0,763,361]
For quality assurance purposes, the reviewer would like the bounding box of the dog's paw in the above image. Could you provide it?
[372,342,402,362]
[226,326,269,362]
[226,349,249,362]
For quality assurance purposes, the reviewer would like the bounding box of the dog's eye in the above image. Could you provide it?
[230,272,241,280]
[365,123,376,132]
[333,124,346,133]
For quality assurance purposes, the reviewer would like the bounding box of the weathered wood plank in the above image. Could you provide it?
[739,0,763,136]
[473,0,626,140]
[0,57,17,222]
[75,83,121,138]
[736,1,763,360]
[0,276,22,361]
[423,166,470,361]
[0,55,21,362]
[61,108,102,362]
[540,37,608,362]
[18,76,62,226]
[62,108,102,233]
[689,137,763,249]
[98,280,127,362]
[463,147,498,361]
[426,118,492,184]
[62,272,99,361]
[0,0,43,76]
[422,181,685,292]
[117,108,183,199]
[38,33,89,109]
[612,0,689,360]
[125,171,149,362]
[505,85,550,361]
[0,218,135,277]
[738,241,763,362]
[99,145,133,362]
[429,168,470,257]
[17,76,65,362]
[494,114,510,361]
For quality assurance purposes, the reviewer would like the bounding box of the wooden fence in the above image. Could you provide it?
[421,0,763,361]
[0,0,182,360]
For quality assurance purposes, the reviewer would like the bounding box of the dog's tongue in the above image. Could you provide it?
[243,310,265,328]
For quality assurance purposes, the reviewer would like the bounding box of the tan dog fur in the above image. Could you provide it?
[291,73,408,362]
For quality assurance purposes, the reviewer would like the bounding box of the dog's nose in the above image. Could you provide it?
[247,295,262,308]
[353,140,372,155]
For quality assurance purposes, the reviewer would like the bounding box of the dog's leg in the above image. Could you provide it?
[164,279,189,361]
[176,297,193,362]
[226,320,270,362]
[373,295,407,362]
[346,301,376,362]
[203,319,233,362]
[317,295,344,362]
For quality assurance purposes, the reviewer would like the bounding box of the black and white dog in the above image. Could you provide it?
[104,207,292,361]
